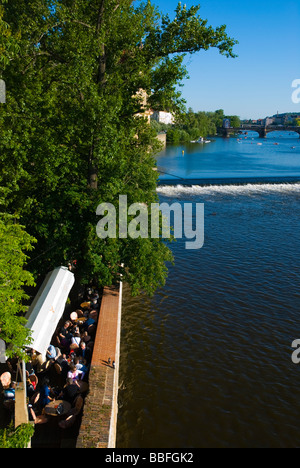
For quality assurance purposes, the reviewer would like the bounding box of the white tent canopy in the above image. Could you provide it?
[25,266,75,357]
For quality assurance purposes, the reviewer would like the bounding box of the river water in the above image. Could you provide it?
[116,132,300,448]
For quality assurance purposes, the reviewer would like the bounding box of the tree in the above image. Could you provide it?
[211,109,225,129]
[0,5,35,359]
[0,422,35,448]
[0,0,237,296]
[0,202,36,358]
[226,115,241,128]
[0,0,20,69]
[166,109,240,142]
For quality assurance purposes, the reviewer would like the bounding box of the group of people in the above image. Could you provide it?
[1,287,101,432]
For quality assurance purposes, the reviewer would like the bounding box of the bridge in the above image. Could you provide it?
[218,124,300,138]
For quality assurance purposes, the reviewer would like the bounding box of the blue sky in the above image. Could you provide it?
[151,0,300,119]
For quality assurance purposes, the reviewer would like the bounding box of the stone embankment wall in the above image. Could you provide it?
[76,282,122,448]
[157,132,167,147]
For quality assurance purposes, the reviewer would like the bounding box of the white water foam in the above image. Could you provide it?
[157,183,300,197]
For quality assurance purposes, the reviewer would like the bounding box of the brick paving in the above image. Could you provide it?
[76,285,121,449]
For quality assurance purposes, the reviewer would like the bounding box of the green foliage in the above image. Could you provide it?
[0,0,21,69]
[0,0,237,297]
[165,109,240,142]
[226,115,241,128]
[0,422,35,448]
[295,118,300,127]
[144,2,238,59]
[144,3,238,112]
[0,195,36,358]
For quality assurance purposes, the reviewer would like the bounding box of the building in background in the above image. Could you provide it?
[222,118,231,129]
[151,110,175,126]
[134,89,153,123]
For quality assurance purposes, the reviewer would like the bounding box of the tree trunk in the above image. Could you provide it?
[96,0,106,87]
[88,0,107,189]
[88,134,98,189]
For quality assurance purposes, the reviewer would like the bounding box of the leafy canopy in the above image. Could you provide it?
[0,207,36,358]
[0,422,35,448]
[0,0,237,299]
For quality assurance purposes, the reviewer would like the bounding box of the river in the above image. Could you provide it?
[116,131,300,448]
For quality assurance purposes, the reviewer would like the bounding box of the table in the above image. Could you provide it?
[44,400,71,416]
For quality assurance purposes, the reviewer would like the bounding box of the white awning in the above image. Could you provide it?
[25,266,75,357]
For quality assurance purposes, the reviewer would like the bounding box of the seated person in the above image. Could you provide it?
[67,364,83,382]
[28,404,48,425]
[3,382,16,411]
[25,352,35,376]
[46,344,57,360]
[85,287,93,301]
[58,321,72,348]
[58,378,80,404]
[76,309,84,318]
[31,351,46,374]
[72,325,80,335]
[55,353,70,379]
[39,377,54,408]
[90,298,100,312]
[26,376,37,398]
[81,331,91,344]
[76,341,92,363]
[89,309,98,321]
[91,291,100,301]
[74,357,88,379]
[70,333,81,350]
[6,358,18,378]
[3,382,16,400]
[83,315,96,332]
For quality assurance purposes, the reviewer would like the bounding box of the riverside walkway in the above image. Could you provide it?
[76,283,122,448]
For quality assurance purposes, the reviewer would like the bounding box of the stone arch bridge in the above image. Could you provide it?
[218,125,300,138]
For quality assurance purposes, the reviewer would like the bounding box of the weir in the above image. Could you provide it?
[157,175,300,187]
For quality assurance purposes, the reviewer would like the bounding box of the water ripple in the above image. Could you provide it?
[117,187,300,448]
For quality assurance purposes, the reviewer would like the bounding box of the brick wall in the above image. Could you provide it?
[76,283,122,448]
